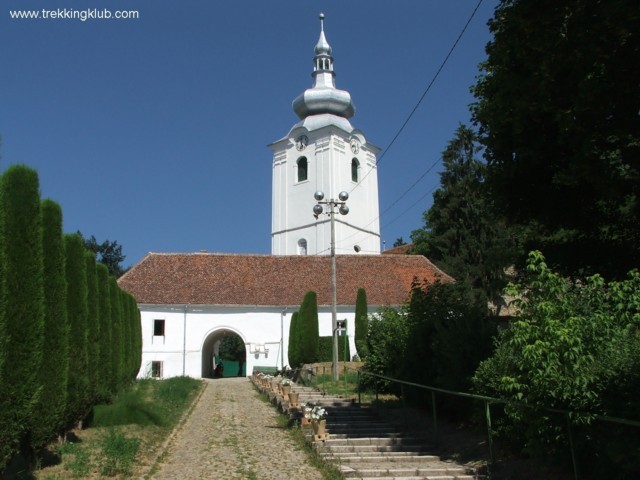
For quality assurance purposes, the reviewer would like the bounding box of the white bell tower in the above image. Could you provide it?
[270,14,381,256]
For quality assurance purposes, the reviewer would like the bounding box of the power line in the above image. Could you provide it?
[349,0,485,195]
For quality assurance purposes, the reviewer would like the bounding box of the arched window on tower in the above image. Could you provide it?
[297,157,308,182]
[297,239,308,255]
[351,158,360,182]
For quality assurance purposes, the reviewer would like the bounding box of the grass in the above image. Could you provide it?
[36,377,203,479]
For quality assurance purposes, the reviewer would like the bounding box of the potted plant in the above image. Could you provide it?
[281,378,292,396]
[305,405,328,435]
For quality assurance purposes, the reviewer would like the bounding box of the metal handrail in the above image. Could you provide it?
[357,369,640,480]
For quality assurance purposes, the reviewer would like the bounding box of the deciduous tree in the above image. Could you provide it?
[472,0,640,278]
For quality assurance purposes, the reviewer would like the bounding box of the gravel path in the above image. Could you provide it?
[151,378,324,480]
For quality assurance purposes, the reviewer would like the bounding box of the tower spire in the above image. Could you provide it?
[292,13,355,120]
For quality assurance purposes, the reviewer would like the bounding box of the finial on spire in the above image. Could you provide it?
[315,13,331,56]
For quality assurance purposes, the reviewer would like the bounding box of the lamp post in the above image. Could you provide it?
[313,190,349,381]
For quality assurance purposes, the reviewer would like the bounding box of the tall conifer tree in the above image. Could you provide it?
[84,251,99,403]
[64,233,89,427]
[109,276,123,392]
[288,311,300,368]
[96,264,112,400]
[0,166,45,466]
[31,199,69,450]
[354,288,369,360]
[298,291,319,365]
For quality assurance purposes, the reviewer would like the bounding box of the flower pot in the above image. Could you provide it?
[312,419,327,436]
[281,385,291,396]
[288,391,299,405]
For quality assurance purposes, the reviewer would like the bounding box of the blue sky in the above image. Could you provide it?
[1,0,499,268]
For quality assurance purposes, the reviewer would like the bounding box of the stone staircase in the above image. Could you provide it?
[254,378,485,480]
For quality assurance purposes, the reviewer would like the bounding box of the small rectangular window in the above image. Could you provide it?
[151,361,163,378]
[154,319,165,336]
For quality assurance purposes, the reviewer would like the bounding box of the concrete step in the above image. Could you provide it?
[347,476,477,480]
[317,436,432,447]
[252,378,483,479]
[320,453,442,463]
[318,444,431,454]
[340,465,475,479]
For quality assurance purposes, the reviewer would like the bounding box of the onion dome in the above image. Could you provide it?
[292,13,356,120]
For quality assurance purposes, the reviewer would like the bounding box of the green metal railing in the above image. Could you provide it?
[356,369,640,480]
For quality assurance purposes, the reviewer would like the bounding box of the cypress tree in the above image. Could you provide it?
[120,290,132,385]
[127,293,142,380]
[64,233,89,428]
[298,291,319,365]
[96,264,112,400]
[84,251,99,404]
[0,166,45,466]
[287,311,300,368]
[109,276,123,392]
[132,297,142,379]
[31,200,69,451]
[354,288,369,360]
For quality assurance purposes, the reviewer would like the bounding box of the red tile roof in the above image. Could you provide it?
[118,253,452,307]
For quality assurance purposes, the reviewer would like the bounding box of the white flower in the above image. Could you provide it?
[304,405,327,421]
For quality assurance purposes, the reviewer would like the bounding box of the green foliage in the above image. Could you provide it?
[354,288,369,360]
[98,428,139,477]
[31,199,69,451]
[473,251,640,475]
[85,251,100,404]
[288,311,301,368]
[154,376,202,409]
[471,0,640,279]
[361,306,409,392]
[64,234,90,428]
[317,335,350,363]
[92,389,166,428]
[91,377,200,428]
[58,442,91,478]
[96,263,112,401]
[298,291,319,364]
[392,237,407,248]
[0,166,45,466]
[219,334,246,361]
[411,124,518,305]
[403,280,496,413]
[78,231,127,278]
[109,276,124,393]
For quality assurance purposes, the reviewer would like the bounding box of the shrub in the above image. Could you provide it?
[473,251,640,477]
[318,335,351,363]
[354,288,369,360]
[288,311,301,367]
[298,291,319,364]
[361,306,408,392]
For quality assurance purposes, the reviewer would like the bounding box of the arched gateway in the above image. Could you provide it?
[201,328,247,378]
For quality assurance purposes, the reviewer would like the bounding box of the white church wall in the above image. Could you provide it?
[137,303,369,380]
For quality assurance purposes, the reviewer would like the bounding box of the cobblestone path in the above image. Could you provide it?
[151,378,324,480]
